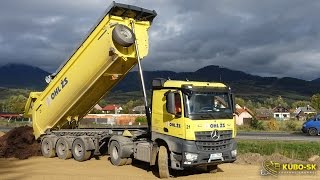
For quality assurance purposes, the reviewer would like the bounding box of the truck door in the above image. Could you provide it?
[151,90,185,139]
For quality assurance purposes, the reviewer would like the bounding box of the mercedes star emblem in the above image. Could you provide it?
[210,130,220,140]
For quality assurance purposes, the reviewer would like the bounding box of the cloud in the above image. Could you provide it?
[0,0,320,80]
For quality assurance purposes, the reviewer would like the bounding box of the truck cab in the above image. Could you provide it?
[151,78,237,170]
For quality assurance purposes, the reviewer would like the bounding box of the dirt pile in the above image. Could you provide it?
[235,153,307,165]
[0,126,41,159]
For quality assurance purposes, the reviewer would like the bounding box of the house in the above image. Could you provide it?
[0,112,26,122]
[132,105,145,114]
[235,106,254,125]
[93,104,102,111]
[255,107,273,120]
[294,105,317,121]
[273,106,290,120]
[102,104,123,114]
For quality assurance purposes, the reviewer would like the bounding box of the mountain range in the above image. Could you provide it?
[0,63,319,101]
[0,64,49,89]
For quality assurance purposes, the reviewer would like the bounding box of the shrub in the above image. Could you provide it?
[266,119,279,131]
[285,120,299,131]
[135,116,147,123]
[250,118,265,130]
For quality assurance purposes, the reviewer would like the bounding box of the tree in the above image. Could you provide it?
[291,100,311,109]
[311,93,320,111]
[5,95,28,113]
[256,102,262,109]
[264,97,274,108]
[246,100,254,110]
[274,96,288,107]
[99,99,107,107]
[235,97,245,107]
[122,99,144,114]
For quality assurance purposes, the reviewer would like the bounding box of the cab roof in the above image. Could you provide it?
[152,78,227,89]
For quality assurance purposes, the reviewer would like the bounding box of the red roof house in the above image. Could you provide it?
[102,105,122,114]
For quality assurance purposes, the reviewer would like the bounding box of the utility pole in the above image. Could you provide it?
[219,66,222,82]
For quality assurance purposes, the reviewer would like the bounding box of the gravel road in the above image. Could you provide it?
[0,156,318,180]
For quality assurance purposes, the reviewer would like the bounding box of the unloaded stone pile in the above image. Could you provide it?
[0,126,41,159]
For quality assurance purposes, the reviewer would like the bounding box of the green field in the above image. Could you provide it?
[237,140,320,161]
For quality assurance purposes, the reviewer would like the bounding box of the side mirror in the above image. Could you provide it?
[230,93,235,113]
[166,92,176,115]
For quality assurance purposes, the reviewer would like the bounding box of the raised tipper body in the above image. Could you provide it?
[24,3,156,139]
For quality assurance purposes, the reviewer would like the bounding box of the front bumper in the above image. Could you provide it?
[170,139,237,169]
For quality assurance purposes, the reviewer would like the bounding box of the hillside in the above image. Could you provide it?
[115,65,319,102]
[312,78,320,83]
[0,64,49,90]
[0,64,319,103]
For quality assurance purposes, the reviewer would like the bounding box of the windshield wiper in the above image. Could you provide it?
[201,111,215,119]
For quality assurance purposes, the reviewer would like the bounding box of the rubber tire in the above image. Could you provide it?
[56,138,72,160]
[112,24,135,47]
[158,146,170,179]
[308,128,318,136]
[109,141,127,166]
[207,165,218,173]
[41,138,56,158]
[72,138,91,162]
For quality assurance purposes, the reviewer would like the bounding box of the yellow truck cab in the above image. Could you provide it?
[151,79,237,171]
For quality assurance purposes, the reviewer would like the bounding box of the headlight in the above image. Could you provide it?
[231,150,237,157]
[303,124,306,127]
[185,152,198,161]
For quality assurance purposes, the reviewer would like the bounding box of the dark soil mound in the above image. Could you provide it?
[0,126,41,159]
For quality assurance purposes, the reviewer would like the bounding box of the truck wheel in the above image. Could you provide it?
[56,138,72,160]
[41,137,56,158]
[112,24,135,47]
[125,158,132,165]
[72,138,91,162]
[109,141,127,166]
[207,165,218,173]
[308,128,318,136]
[158,146,170,178]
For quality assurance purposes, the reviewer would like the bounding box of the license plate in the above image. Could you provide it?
[210,153,222,160]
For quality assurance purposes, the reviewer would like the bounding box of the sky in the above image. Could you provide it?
[0,0,320,80]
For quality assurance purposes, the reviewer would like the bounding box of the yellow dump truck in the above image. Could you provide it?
[24,2,237,178]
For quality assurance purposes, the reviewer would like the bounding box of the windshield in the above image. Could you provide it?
[185,92,233,120]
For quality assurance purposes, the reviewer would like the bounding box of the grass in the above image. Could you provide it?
[0,120,31,128]
[237,140,320,161]
[237,120,305,132]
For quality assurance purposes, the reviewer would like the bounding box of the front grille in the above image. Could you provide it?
[195,130,232,152]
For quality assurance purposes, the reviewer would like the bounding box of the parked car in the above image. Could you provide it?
[302,114,320,136]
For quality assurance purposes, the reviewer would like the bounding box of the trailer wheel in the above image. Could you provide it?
[41,137,56,158]
[158,146,170,178]
[308,128,318,136]
[109,141,127,166]
[72,138,91,162]
[56,138,72,160]
[207,165,218,173]
[112,24,135,47]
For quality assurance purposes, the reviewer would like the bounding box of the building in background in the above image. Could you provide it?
[102,104,122,114]
[294,105,317,121]
[255,107,273,120]
[235,105,254,125]
[273,105,290,120]
[93,104,102,111]
[132,105,145,114]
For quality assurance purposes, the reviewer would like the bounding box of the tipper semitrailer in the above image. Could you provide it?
[24,2,237,178]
